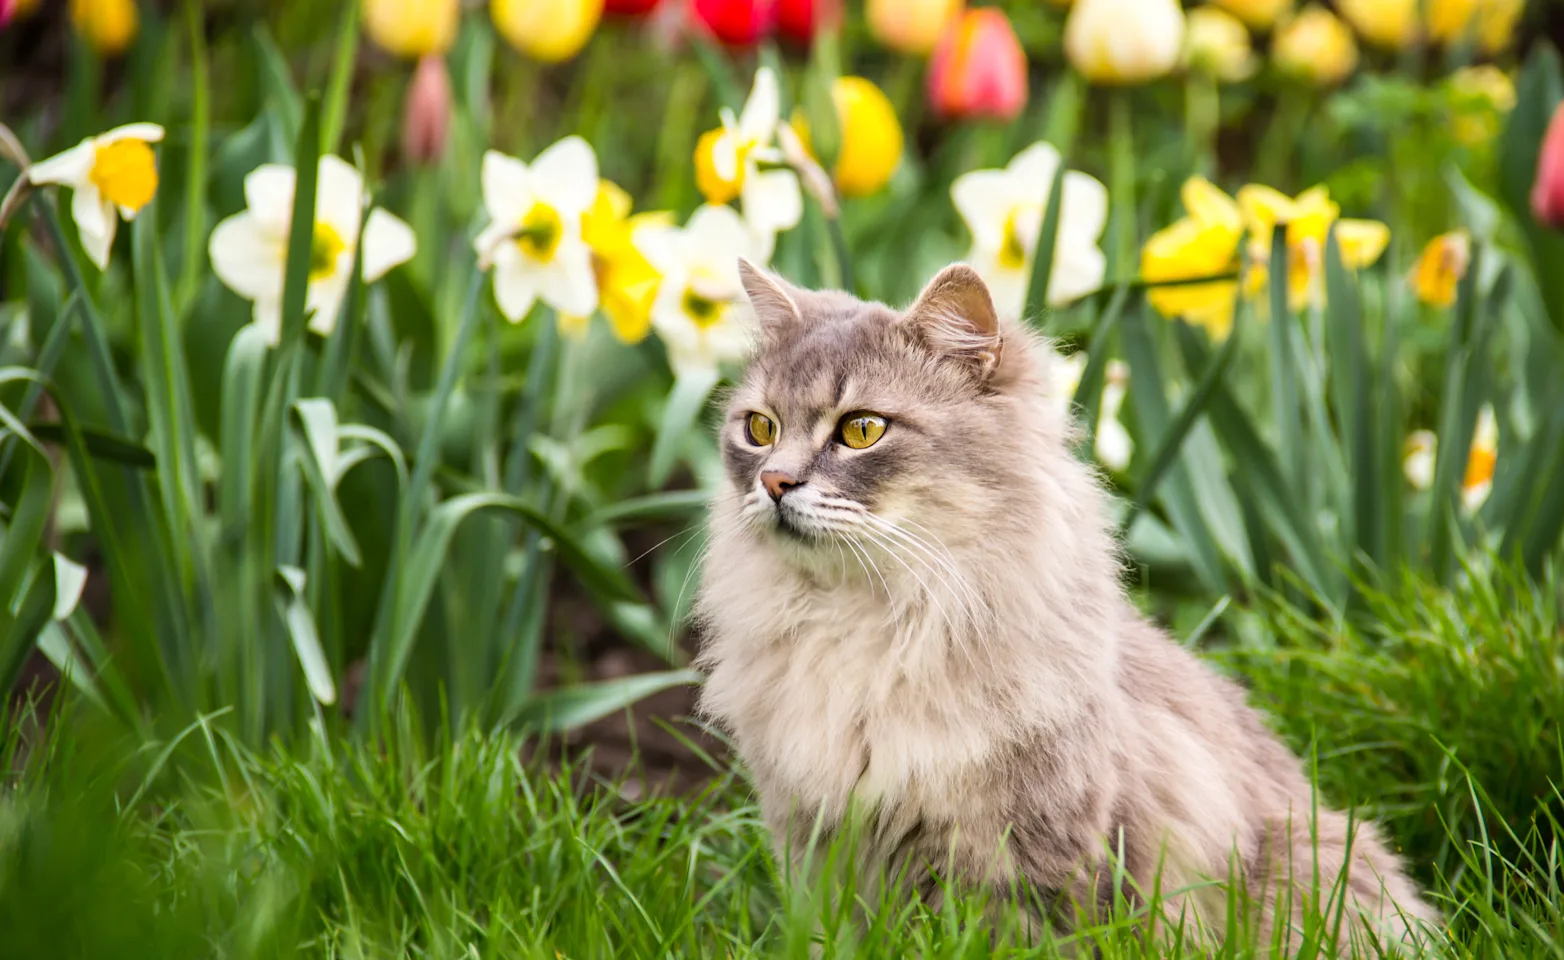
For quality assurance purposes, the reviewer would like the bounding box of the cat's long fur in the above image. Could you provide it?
[694,261,1438,953]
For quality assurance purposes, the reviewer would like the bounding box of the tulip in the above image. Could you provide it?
[402,55,453,165]
[1064,0,1185,86]
[364,0,459,58]
[868,0,961,55]
[70,0,138,56]
[1272,6,1358,88]
[1448,65,1515,146]
[1209,0,1290,29]
[1,0,15,28]
[776,0,838,45]
[692,0,778,46]
[1183,7,1257,82]
[1408,230,1470,309]
[604,0,662,13]
[492,0,604,62]
[1531,101,1564,229]
[829,77,903,198]
[1335,0,1415,49]
[928,8,1028,121]
[1473,0,1523,53]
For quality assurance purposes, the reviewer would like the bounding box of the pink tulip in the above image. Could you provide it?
[402,55,452,166]
[1532,100,1564,229]
[928,8,1028,121]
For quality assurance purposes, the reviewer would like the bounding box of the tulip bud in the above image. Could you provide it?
[1532,101,1564,229]
[1209,0,1290,29]
[1183,7,1256,82]
[70,0,138,56]
[492,0,604,62]
[365,0,459,58]
[691,0,778,46]
[1335,0,1416,49]
[1272,5,1358,87]
[604,0,662,13]
[928,8,1028,121]
[402,55,453,166]
[1064,0,1185,86]
[830,76,903,198]
[776,0,838,45]
[867,0,962,55]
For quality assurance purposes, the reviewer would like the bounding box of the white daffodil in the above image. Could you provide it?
[703,66,803,243]
[473,136,600,322]
[209,155,416,345]
[635,204,767,377]
[27,122,165,270]
[952,141,1108,321]
[1048,351,1134,472]
[1403,430,1437,491]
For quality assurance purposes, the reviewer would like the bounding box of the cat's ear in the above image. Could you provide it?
[738,257,803,334]
[904,264,1003,379]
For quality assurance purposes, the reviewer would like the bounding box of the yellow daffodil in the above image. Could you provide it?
[1210,0,1291,29]
[1141,177,1244,339]
[830,77,903,198]
[69,0,137,56]
[491,0,603,63]
[474,136,600,322]
[27,122,164,270]
[1064,0,1186,86]
[694,67,803,247]
[1409,230,1470,308]
[364,0,459,58]
[560,181,673,344]
[1336,0,1416,49]
[634,204,770,376]
[1272,6,1358,87]
[951,141,1108,319]
[1183,7,1258,82]
[209,156,415,344]
[1403,409,1499,510]
[1238,183,1388,311]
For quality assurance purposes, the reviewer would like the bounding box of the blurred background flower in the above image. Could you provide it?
[637,204,768,375]
[867,0,961,55]
[1142,176,1243,338]
[27,123,163,269]
[693,66,802,247]
[1533,101,1564,229]
[492,0,604,62]
[1183,6,1257,82]
[364,0,459,59]
[692,0,777,46]
[1409,230,1471,308]
[402,55,454,166]
[1064,0,1186,86]
[928,7,1027,120]
[561,181,671,343]
[824,76,903,198]
[69,0,137,56]
[1272,5,1359,87]
[1210,0,1291,29]
[1336,0,1416,50]
[1240,183,1389,309]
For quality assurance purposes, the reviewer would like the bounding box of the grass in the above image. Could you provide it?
[1,563,1562,960]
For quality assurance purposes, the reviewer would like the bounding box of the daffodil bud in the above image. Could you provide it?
[492,0,604,63]
[70,0,138,57]
[829,76,903,198]
[402,55,453,166]
[1272,6,1358,87]
[1183,7,1256,82]
[1532,101,1564,230]
[365,0,459,59]
[1209,0,1290,29]
[867,0,962,56]
[927,8,1028,121]
[1064,0,1185,86]
[691,0,778,46]
[1335,0,1416,49]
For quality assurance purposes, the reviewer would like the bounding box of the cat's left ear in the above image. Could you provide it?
[738,257,803,335]
[904,264,1003,379]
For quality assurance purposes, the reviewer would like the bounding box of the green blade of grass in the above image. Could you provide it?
[1267,224,1302,484]
[178,0,210,311]
[1026,159,1066,329]
[320,0,361,157]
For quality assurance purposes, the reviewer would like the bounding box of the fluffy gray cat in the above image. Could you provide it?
[693,259,1438,953]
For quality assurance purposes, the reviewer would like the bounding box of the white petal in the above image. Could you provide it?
[741,166,802,237]
[969,245,1027,320]
[738,67,781,143]
[684,204,753,280]
[1060,171,1110,244]
[98,122,166,145]
[474,220,515,268]
[361,209,417,283]
[951,170,1015,252]
[1048,244,1107,306]
[27,141,94,187]
[78,205,117,270]
[652,304,708,377]
[632,223,683,276]
[209,211,286,302]
[1008,142,1063,204]
[703,314,755,366]
[530,136,599,217]
[1096,418,1134,473]
[481,150,533,227]
[307,275,351,337]
[71,184,112,266]
[244,164,299,234]
[750,223,776,265]
[711,129,742,183]
[538,241,600,316]
[252,299,283,346]
[1473,405,1498,450]
[492,253,541,322]
[316,155,366,243]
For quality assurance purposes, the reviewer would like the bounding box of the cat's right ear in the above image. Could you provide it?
[904,264,1003,380]
[738,257,803,336]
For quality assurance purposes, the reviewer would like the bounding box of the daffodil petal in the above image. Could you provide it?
[1006,142,1062,205]
[1237,183,1297,243]
[244,165,299,234]
[361,209,417,283]
[1048,243,1107,306]
[969,244,1028,319]
[481,149,533,227]
[209,211,286,302]
[538,241,599,316]
[684,204,757,278]
[951,169,1014,252]
[1095,417,1134,473]
[741,166,802,236]
[1335,218,1390,268]
[27,141,94,187]
[632,223,683,277]
[70,183,112,260]
[252,299,284,347]
[531,135,599,217]
[1181,176,1241,232]
[491,252,543,322]
[306,274,351,337]
[1061,171,1109,243]
[99,122,165,145]
[78,202,117,270]
[738,66,781,144]
[316,155,366,244]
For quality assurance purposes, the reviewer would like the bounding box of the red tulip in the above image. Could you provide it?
[776,0,839,44]
[690,0,776,46]
[402,54,452,166]
[927,8,1028,121]
[1532,100,1564,229]
[605,0,662,14]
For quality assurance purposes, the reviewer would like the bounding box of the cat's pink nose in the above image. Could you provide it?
[761,470,801,503]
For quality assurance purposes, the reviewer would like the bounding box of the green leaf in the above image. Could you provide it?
[1322,227,1377,568]
[513,670,703,733]
[290,400,363,568]
[1026,159,1066,329]
[320,0,361,156]
[179,0,211,311]
[1267,224,1302,483]
[1497,42,1564,331]
[650,370,721,489]
[219,324,272,533]
[277,95,323,351]
[274,565,336,706]
[251,23,303,145]
[577,491,712,532]
[0,559,57,699]
[0,413,54,614]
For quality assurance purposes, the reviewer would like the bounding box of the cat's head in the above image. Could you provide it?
[715,259,1073,569]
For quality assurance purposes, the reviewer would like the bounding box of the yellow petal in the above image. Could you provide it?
[1141,217,1241,338]
[1335,218,1390,268]
[1409,230,1469,308]
[694,128,742,206]
[1236,183,1298,249]
[1180,176,1241,233]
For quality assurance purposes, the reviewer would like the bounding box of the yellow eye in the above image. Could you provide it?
[746,412,777,446]
[840,414,887,449]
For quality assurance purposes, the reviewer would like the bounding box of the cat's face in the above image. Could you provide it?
[717,261,1036,566]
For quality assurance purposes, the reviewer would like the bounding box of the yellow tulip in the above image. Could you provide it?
[1448,65,1516,146]
[1428,0,1522,51]
[1335,0,1417,49]
[1183,7,1257,82]
[492,0,603,63]
[364,0,460,58]
[562,181,672,344]
[70,0,138,56]
[1141,177,1243,339]
[829,77,903,198]
[1427,0,1477,43]
[1239,182,1389,311]
[1474,0,1523,53]
[866,0,963,56]
[1209,0,1291,29]
[1272,6,1358,87]
[1409,230,1470,308]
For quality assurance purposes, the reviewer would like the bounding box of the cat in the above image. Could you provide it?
[693,259,1439,954]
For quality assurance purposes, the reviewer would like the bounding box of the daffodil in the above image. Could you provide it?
[1409,230,1470,308]
[27,122,164,270]
[1403,430,1436,491]
[1463,406,1498,511]
[1210,0,1290,29]
[693,67,803,243]
[1048,352,1134,471]
[560,181,672,344]
[209,156,415,345]
[635,204,768,376]
[1141,177,1243,339]
[1238,183,1388,311]
[474,136,600,323]
[950,141,1108,320]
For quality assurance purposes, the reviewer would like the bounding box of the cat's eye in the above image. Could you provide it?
[839,414,887,450]
[745,412,777,446]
